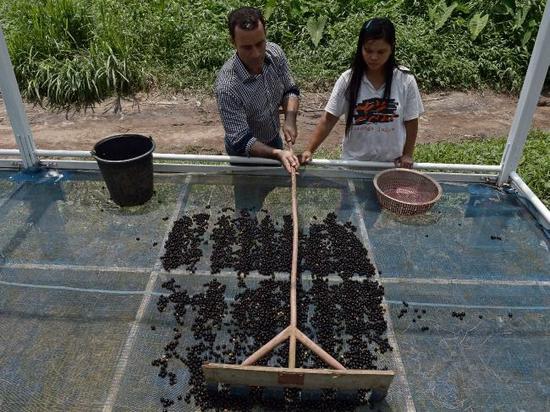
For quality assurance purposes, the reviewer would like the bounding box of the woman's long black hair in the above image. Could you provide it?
[345,18,398,136]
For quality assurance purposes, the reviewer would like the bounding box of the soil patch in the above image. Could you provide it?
[1,91,549,154]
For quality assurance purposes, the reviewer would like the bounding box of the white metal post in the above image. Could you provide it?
[498,0,550,186]
[0,25,39,169]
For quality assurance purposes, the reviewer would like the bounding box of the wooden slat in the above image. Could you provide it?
[294,328,345,370]
[242,326,291,366]
[202,364,394,391]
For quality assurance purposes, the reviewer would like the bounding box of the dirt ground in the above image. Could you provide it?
[1,91,549,154]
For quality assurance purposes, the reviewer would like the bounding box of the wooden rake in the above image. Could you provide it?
[203,143,394,401]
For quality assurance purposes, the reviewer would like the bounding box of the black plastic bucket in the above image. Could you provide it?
[91,134,155,207]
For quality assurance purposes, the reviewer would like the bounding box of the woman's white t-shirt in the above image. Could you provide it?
[325,67,424,162]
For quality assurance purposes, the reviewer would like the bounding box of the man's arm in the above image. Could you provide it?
[216,88,298,173]
[282,96,299,145]
[249,140,299,173]
[216,89,257,155]
[273,43,300,145]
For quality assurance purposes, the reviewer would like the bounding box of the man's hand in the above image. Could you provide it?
[394,154,414,168]
[298,150,313,165]
[283,118,297,145]
[276,149,299,174]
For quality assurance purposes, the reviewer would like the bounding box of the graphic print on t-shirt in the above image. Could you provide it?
[353,98,399,125]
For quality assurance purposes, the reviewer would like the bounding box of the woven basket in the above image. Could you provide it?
[373,168,442,215]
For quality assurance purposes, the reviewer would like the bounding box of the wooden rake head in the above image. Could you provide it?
[203,323,394,392]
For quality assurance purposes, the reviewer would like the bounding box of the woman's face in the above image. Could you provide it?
[362,38,392,72]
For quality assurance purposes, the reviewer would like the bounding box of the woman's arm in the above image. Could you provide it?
[299,111,340,164]
[395,118,418,168]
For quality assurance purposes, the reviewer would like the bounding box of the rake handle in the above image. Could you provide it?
[288,142,299,369]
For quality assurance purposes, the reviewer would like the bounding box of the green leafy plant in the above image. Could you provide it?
[306,15,328,48]
[428,0,458,31]
[492,0,542,49]
[508,2,534,47]
[511,2,531,30]
[263,0,277,21]
[468,12,489,40]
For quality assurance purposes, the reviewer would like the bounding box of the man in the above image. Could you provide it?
[215,7,300,174]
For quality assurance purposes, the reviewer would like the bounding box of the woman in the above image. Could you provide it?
[299,18,424,168]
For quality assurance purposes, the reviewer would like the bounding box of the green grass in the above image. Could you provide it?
[415,130,550,207]
[313,130,550,207]
[0,0,548,110]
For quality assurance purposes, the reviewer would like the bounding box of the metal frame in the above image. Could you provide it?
[498,0,550,185]
[0,149,503,172]
[0,149,501,171]
[510,172,550,230]
[0,26,38,169]
[0,157,500,185]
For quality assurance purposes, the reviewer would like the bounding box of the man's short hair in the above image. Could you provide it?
[228,7,265,39]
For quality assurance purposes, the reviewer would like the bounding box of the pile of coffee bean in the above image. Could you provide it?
[303,213,375,279]
[230,278,291,365]
[161,277,190,325]
[273,214,296,273]
[169,210,376,279]
[152,210,392,411]
[210,213,236,273]
[160,213,210,272]
[308,278,340,368]
[210,211,298,275]
[190,279,227,344]
[256,214,279,276]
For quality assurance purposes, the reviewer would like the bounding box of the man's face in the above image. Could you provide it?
[232,21,266,75]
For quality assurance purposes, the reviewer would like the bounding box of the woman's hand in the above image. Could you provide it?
[394,154,413,168]
[298,150,313,165]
